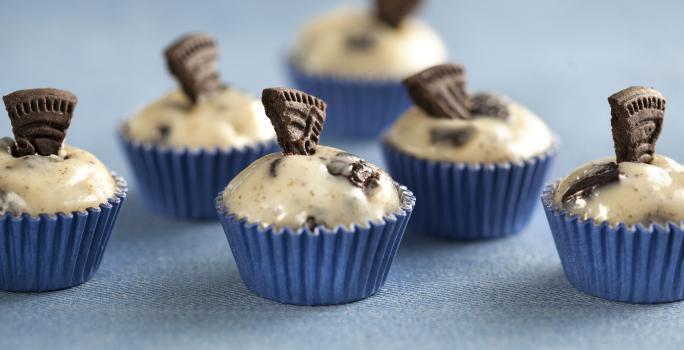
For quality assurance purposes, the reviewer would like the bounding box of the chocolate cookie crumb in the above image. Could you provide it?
[165,33,223,103]
[346,33,377,50]
[376,0,422,28]
[470,93,510,119]
[430,127,474,147]
[262,88,327,156]
[269,157,283,177]
[3,88,77,157]
[403,63,471,120]
[327,152,381,190]
[608,86,665,164]
[158,125,171,142]
[305,215,325,231]
[562,162,620,203]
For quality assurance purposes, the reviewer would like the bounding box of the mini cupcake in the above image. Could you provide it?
[382,63,557,239]
[216,87,415,305]
[119,33,277,220]
[287,0,447,138]
[543,86,684,303]
[0,88,127,292]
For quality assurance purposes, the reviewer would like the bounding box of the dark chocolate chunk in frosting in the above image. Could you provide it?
[269,157,283,178]
[608,86,665,164]
[470,93,510,119]
[376,0,422,28]
[327,152,381,190]
[2,88,77,157]
[403,63,472,120]
[305,215,326,231]
[346,32,377,50]
[158,125,171,142]
[262,88,327,156]
[165,33,223,104]
[561,162,621,204]
[430,127,474,147]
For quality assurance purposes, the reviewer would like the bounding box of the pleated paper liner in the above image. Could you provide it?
[382,140,557,239]
[216,184,415,306]
[0,174,127,292]
[118,129,279,220]
[287,63,411,139]
[542,184,684,303]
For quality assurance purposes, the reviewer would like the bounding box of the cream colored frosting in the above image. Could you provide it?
[385,97,554,164]
[0,138,117,216]
[125,88,275,150]
[290,7,447,78]
[553,155,684,226]
[223,146,401,230]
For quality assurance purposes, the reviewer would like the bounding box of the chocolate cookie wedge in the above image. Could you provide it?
[376,0,422,27]
[3,88,77,157]
[165,33,223,103]
[609,86,665,164]
[262,88,326,156]
[403,63,471,120]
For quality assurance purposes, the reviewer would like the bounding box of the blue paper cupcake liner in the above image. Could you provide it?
[542,184,684,303]
[0,174,127,292]
[382,140,557,239]
[216,184,415,306]
[287,63,411,139]
[118,130,279,220]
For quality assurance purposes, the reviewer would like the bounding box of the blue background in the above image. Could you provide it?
[2,0,684,348]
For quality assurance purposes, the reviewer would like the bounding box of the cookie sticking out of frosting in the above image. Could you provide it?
[559,86,667,203]
[375,0,422,28]
[403,63,510,120]
[165,33,223,103]
[609,86,665,164]
[261,88,326,155]
[2,88,77,157]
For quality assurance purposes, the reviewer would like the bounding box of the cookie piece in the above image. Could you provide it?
[305,215,326,231]
[165,33,222,103]
[327,152,381,190]
[561,162,620,203]
[269,157,283,177]
[430,127,474,147]
[403,63,471,120]
[3,88,77,157]
[376,0,422,27]
[608,86,665,164]
[470,93,510,119]
[346,33,377,50]
[262,88,327,156]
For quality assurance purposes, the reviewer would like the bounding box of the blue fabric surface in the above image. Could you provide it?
[2,0,684,348]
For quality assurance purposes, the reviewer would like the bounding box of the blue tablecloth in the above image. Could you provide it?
[2,0,684,348]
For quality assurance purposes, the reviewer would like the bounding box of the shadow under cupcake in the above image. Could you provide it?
[542,86,684,304]
[118,33,278,220]
[216,87,415,306]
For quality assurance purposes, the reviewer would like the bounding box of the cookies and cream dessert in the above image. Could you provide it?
[1,88,117,216]
[290,1,447,78]
[123,33,274,150]
[223,88,402,230]
[552,86,683,227]
[385,63,554,164]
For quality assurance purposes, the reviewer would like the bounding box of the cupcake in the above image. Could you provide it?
[216,87,415,305]
[119,33,277,220]
[382,63,557,239]
[543,86,684,303]
[0,88,127,292]
[287,0,447,138]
